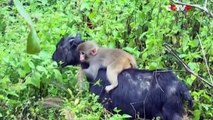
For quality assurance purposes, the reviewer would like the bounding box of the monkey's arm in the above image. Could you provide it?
[83,64,100,80]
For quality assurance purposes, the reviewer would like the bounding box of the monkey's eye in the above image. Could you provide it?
[81,51,85,55]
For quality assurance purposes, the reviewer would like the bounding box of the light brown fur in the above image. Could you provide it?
[77,41,137,92]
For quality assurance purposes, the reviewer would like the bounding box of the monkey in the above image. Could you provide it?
[77,41,137,93]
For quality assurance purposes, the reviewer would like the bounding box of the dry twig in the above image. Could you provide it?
[163,43,213,87]
[197,34,213,84]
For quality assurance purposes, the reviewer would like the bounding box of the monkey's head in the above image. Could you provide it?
[77,41,99,63]
[52,33,83,67]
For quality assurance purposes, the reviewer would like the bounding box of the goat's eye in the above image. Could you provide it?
[70,43,77,48]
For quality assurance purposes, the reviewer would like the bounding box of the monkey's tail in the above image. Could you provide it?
[129,55,137,68]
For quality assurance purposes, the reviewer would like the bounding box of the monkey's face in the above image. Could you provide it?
[52,34,83,67]
[80,51,87,62]
[77,42,97,63]
[78,49,92,63]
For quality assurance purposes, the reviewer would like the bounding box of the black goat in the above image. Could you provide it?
[52,34,193,120]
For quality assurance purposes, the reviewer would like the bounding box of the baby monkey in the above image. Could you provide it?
[77,41,137,93]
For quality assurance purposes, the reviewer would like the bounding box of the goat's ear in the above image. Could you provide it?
[76,33,81,40]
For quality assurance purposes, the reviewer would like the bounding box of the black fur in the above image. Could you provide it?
[52,34,83,67]
[52,34,193,120]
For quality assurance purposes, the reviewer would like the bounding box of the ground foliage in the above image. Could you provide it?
[0,0,212,119]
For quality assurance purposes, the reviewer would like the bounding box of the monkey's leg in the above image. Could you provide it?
[105,64,123,93]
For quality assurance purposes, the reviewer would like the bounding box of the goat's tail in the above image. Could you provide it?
[180,83,193,110]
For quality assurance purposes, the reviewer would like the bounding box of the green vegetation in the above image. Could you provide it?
[0,0,212,119]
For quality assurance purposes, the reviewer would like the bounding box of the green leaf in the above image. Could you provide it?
[27,27,40,54]
[123,47,140,58]
[193,110,201,120]
[28,61,35,69]
[53,69,62,81]
[188,62,198,71]
[149,62,158,69]
[0,13,6,33]
[17,68,27,78]
[39,51,51,59]
[185,77,195,86]
[0,76,10,89]
[25,72,41,88]
[0,95,6,100]
[7,91,19,97]
[14,0,40,54]
[11,83,27,92]
[13,0,33,26]
[123,47,135,53]
[36,65,46,72]
[80,2,90,11]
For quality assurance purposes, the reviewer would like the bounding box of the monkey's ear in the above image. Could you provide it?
[90,48,97,56]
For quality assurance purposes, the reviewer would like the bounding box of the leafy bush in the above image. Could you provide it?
[0,0,212,119]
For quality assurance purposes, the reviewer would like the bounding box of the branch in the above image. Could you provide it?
[204,0,208,8]
[197,34,213,83]
[163,43,213,88]
[172,0,213,18]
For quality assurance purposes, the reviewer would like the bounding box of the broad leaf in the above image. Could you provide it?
[27,27,40,54]
[13,0,33,26]
[14,0,40,54]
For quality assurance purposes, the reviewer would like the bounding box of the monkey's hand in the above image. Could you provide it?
[105,85,115,93]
